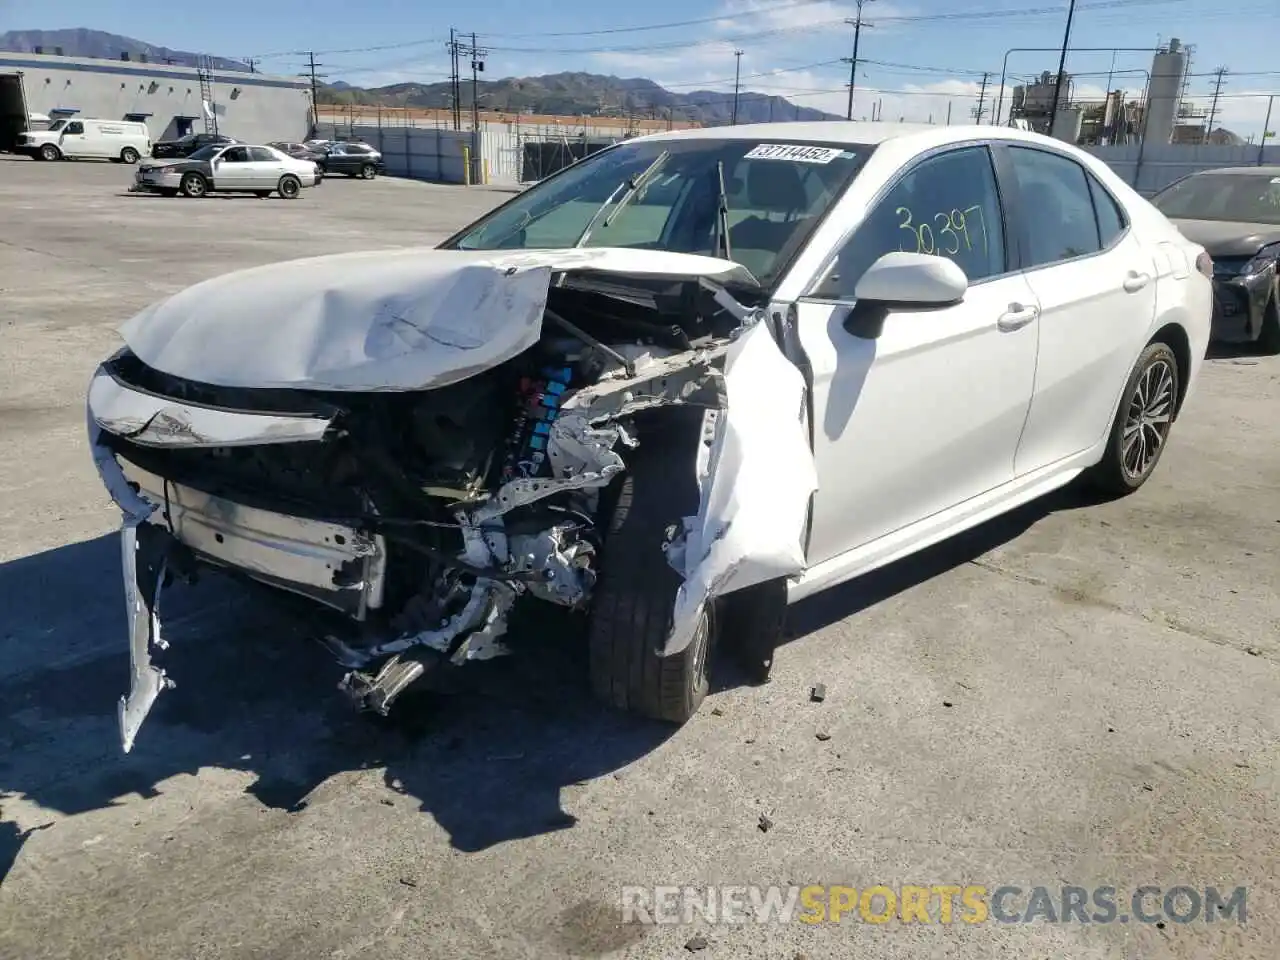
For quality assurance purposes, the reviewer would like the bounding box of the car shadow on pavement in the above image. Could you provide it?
[0,534,676,878]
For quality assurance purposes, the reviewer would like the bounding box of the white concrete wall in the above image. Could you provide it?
[313,122,475,183]
[0,53,311,143]
[1087,142,1280,195]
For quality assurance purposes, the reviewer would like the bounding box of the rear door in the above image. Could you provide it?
[1000,144,1159,475]
[248,146,282,188]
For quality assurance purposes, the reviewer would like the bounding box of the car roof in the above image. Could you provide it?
[631,120,1093,152]
[1186,165,1280,177]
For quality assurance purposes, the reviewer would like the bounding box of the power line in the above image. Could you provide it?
[483,0,835,38]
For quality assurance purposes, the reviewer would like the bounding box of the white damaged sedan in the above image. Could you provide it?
[89,122,1213,752]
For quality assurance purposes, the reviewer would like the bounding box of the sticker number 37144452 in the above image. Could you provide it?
[743,144,845,164]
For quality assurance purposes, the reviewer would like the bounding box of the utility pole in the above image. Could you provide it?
[843,0,874,121]
[1046,0,1077,138]
[463,32,488,182]
[1204,67,1227,144]
[244,56,259,74]
[731,50,743,125]
[447,29,463,131]
[1260,95,1275,165]
[303,52,326,132]
[974,71,991,124]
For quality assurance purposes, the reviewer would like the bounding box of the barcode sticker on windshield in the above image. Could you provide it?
[744,144,844,164]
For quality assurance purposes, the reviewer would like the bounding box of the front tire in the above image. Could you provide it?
[39,143,61,162]
[588,412,712,724]
[1086,341,1180,496]
[179,172,207,198]
[1257,293,1280,355]
[277,175,301,199]
[120,147,140,164]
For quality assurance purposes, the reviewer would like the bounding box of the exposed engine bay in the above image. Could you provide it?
[89,251,818,752]
[90,252,814,757]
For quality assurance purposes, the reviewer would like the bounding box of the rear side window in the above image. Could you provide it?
[1008,146,1101,266]
[1088,175,1127,247]
[249,146,276,162]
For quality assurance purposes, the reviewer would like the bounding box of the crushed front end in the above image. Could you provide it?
[89,251,816,753]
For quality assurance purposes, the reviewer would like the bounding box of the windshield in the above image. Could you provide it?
[46,119,66,132]
[446,138,868,284]
[187,145,221,161]
[1152,173,1280,226]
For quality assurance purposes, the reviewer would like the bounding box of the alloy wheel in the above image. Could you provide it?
[1121,358,1174,480]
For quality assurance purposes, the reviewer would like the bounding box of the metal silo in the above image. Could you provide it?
[1146,38,1186,145]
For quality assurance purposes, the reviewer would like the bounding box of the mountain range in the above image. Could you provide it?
[317,72,841,126]
[1,28,839,126]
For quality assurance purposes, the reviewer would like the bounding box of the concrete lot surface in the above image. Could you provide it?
[1,156,1277,959]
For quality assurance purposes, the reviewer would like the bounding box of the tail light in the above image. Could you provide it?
[1195,251,1213,278]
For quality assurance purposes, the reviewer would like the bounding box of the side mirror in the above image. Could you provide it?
[854,252,968,306]
[842,252,968,339]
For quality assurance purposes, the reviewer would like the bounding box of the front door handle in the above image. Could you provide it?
[1123,271,1151,293]
[997,303,1039,331]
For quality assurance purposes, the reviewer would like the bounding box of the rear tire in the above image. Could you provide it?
[1085,341,1180,497]
[277,175,301,199]
[179,172,207,198]
[587,412,712,724]
[1257,293,1280,355]
[360,163,376,179]
[39,143,61,162]
[120,146,140,164]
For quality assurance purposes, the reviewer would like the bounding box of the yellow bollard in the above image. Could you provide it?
[462,145,471,186]
[483,158,490,184]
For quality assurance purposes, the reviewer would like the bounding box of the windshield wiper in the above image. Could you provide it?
[576,151,670,248]
[714,160,732,261]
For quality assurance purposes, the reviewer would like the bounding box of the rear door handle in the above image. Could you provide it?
[997,303,1039,331]
[1123,271,1151,293]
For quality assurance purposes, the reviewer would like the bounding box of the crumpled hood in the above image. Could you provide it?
[119,247,758,391]
[1169,219,1280,258]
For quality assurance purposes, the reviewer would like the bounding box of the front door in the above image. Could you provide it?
[213,145,254,189]
[1000,145,1160,475]
[59,119,88,157]
[794,145,1041,566]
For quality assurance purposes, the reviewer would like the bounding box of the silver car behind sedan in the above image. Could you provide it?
[133,143,321,199]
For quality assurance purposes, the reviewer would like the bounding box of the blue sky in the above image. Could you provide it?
[9,0,1279,136]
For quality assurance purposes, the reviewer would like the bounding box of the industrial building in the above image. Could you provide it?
[1006,37,1249,148]
[0,50,312,152]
